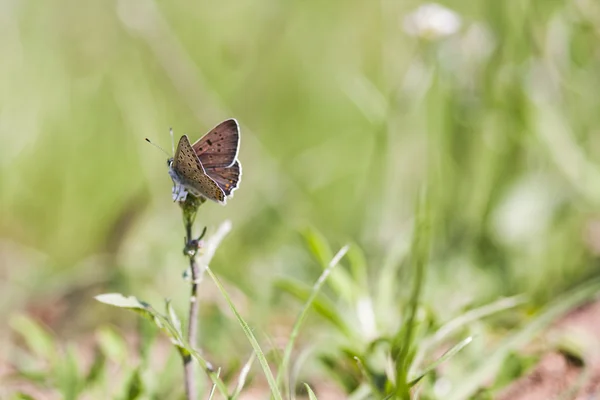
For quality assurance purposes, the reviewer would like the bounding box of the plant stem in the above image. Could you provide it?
[184,246,199,398]
[394,188,431,398]
[181,194,205,400]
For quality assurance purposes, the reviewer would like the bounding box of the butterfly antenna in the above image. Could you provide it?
[169,127,175,155]
[145,138,171,157]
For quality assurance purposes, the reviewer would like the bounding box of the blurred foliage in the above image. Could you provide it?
[2,0,600,398]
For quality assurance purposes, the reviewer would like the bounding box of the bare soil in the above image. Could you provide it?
[497,299,600,400]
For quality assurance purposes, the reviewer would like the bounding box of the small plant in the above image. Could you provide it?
[95,117,354,398]
[95,186,350,399]
[96,193,238,399]
[98,120,262,399]
[276,190,525,399]
[8,314,160,399]
[97,125,514,399]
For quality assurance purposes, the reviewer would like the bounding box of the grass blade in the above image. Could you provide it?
[304,229,356,302]
[304,383,318,400]
[409,336,473,386]
[274,278,353,337]
[207,367,221,400]
[9,314,56,361]
[206,266,283,400]
[393,188,431,397]
[276,245,349,396]
[409,295,526,379]
[231,353,256,399]
[448,277,600,400]
[95,293,229,397]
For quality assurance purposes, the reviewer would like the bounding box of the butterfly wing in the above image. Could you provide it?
[204,160,242,196]
[172,135,226,203]
[192,119,240,168]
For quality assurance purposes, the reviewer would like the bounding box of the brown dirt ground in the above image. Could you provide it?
[497,299,600,400]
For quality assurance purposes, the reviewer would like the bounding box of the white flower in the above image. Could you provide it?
[403,3,462,39]
[492,174,562,248]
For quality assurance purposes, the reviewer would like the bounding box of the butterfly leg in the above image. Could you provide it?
[172,182,189,202]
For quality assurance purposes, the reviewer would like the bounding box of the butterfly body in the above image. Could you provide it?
[168,119,241,204]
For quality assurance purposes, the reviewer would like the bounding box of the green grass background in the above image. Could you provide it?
[2,0,600,398]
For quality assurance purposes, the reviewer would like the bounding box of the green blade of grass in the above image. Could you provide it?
[276,245,349,396]
[57,345,82,400]
[348,384,374,400]
[207,368,221,400]
[304,228,333,267]
[304,383,319,400]
[448,276,600,400]
[274,278,353,338]
[10,314,56,361]
[304,229,356,303]
[374,232,411,332]
[96,327,128,364]
[353,356,384,397]
[347,244,369,296]
[205,266,283,400]
[408,336,473,386]
[409,295,526,379]
[95,293,229,397]
[123,366,143,400]
[393,188,431,397]
[231,353,256,400]
[165,299,183,338]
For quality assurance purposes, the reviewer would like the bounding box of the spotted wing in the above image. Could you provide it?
[204,160,242,196]
[173,135,226,203]
[192,119,240,168]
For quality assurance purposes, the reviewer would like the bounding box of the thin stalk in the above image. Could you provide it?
[394,188,431,398]
[276,245,349,397]
[180,194,206,400]
[206,266,284,400]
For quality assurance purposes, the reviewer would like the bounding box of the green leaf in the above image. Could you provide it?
[276,246,349,394]
[97,327,128,364]
[207,367,222,400]
[206,266,283,400]
[231,353,256,400]
[492,351,538,390]
[409,336,473,386]
[347,244,369,294]
[304,383,318,400]
[448,277,600,400]
[303,230,357,304]
[409,295,525,379]
[394,187,431,395]
[124,367,143,400]
[95,293,148,310]
[374,235,410,330]
[165,299,183,338]
[274,278,352,337]
[9,314,55,361]
[85,348,106,386]
[96,294,182,350]
[138,319,158,366]
[12,393,36,400]
[304,228,333,267]
[12,369,47,384]
[95,294,229,397]
[353,356,384,397]
[56,345,82,400]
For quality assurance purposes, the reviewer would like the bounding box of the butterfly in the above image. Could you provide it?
[167,119,242,204]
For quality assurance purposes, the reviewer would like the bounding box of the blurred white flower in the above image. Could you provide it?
[492,174,563,248]
[356,296,377,340]
[461,23,495,63]
[403,3,462,40]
